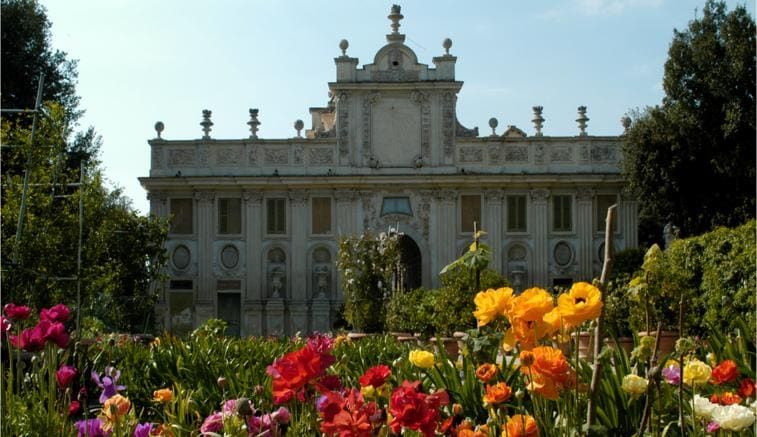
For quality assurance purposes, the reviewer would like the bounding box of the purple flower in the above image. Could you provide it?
[75,418,111,437]
[662,364,681,385]
[133,422,153,437]
[200,412,224,434]
[92,366,126,403]
[706,421,720,433]
[272,406,291,424]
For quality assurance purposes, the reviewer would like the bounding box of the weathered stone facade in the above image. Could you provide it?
[140,6,637,336]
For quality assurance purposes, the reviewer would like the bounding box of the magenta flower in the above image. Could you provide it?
[662,364,681,385]
[40,303,71,323]
[272,406,291,424]
[68,400,81,416]
[43,320,69,348]
[200,412,224,434]
[75,418,111,436]
[706,421,720,433]
[3,303,31,321]
[92,366,126,403]
[11,325,45,352]
[56,364,78,388]
[133,422,153,437]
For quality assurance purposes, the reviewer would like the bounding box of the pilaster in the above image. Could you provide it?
[243,191,263,301]
[484,190,503,275]
[289,190,308,300]
[529,189,550,286]
[195,191,215,303]
[435,190,457,273]
[576,189,594,281]
[147,191,167,218]
[335,190,357,237]
[620,191,638,248]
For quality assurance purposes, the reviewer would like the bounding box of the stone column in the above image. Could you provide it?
[620,191,638,248]
[576,189,594,281]
[243,190,263,336]
[289,190,308,334]
[335,190,357,237]
[311,295,331,333]
[147,191,167,218]
[435,190,457,275]
[195,192,215,308]
[484,190,504,275]
[147,191,168,320]
[529,189,550,286]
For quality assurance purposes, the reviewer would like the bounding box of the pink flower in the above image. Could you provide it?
[12,325,45,352]
[200,412,224,434]
[40,304,71,323]
[43,321,69,348]
[68,400,81,416]
[272,407,291,424]
[662,365,681,385]
[706,421,720,433]
[57,365,77,388]
[3,303,31,321]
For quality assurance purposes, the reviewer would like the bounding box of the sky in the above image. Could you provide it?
[41,0,754,215]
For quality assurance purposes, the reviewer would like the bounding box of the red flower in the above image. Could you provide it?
[359,365,391,388]
[11,325,45,352]
[738,378,755,398]
[3,303,31,321]
[318,375,343,392]
[68,400,81,416]
[57,365,78,388]
[40,304,70,323]
[389,380,448,437]
[319,389,377,437]
[267,342,335,404]
[711,360,739,385]
[43,321,69,349]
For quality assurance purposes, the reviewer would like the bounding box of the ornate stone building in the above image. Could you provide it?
[140,5,637,336]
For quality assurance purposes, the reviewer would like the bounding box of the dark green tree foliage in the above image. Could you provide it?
[623,1,755,239]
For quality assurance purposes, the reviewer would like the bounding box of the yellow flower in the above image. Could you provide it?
[683,359,712,386]
[556,282,603,328]
[99,394,131,431]
[473,287,514,327]
[409,350,435,369]
[153,388,173,403]
[622,374,648,399]
[360,385,375,399]
[509,288,554,322]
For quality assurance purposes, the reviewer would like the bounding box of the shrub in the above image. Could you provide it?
[431,268,508,336]
[385,287,436,337]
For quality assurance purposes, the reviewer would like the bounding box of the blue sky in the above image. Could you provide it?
[41,0,754,214]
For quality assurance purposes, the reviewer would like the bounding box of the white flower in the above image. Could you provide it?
[712,404,755,431]
[692,394,721,420]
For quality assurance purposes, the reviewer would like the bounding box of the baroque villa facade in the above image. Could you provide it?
[140,6,638,337]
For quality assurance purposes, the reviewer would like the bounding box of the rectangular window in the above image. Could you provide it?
[506,195,527,232]
[170,198,193,234]
[218,198,242,234]
[311,197,332,235]
[596,195,617,232]
[552,195,573,232]
[266,198,287,235]
[217,293,241,337]
[461,195,482,233]
[169,291,194,337]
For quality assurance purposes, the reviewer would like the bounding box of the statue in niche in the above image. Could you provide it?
[314,265,330,299]
[311,247,332,299]
[267,248,286,298]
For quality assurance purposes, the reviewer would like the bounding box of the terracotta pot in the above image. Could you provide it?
[604,337,635,354]
[637,331,678,357]
[430,336,459,361]
[573,331,595,360]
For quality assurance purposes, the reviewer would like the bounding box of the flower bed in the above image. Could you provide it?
[2,287,755,436]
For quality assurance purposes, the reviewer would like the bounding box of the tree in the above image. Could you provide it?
[622,1,755,242]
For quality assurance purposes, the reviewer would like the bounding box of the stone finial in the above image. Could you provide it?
[200,109,213,139]
[154,121,164,139]
[442,38,452,55]
[247,108,261,139]
[621,115,631,133]
[488,117,498,136]
[294,119,304,138]
[339,39,349,56]
[576,106,589,136]
[388,5,403,34]
[532,106,544,137]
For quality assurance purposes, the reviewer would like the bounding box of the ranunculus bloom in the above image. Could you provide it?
[483,382,512,405]
[706,421,720,433]
[56,365,77,388]
[389,380,448,437]
[200,412,224,434]
[711,360,739,385]
[266,341,334,404]
[510,288,554,322]
[3,303,31,321]
[68,400,81,416]
[683,359,712,386]
[133,422,153,437]
[40,303,70,323]
[556,282,603,328]
[503,317,557,351]
[712,391,743,406]
[100,394,131,425]
[359,364,391,388]
[319,389,377,437]
[473,287,514,327]
[153,388,172,403]
[711,404,756,431]
[475,363,498,383]
[409,350,435,369]
[272,406,291,424]
[621,374,649,399]
[74,418,110,437]
[693,394,721,420]
[42,320,69,348]
[662,363,681,385]
[504,414,539,437]
[520,346,573,400]
[738,378,755,398]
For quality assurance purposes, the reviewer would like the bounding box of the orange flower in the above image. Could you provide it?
[483,382,512,405]
[475,363,499,383]
[473,287,515,327]
[99,394,131,430]
[710,360,739,385]
[556,282,603,328]
[509,288,554,322]
[503,317,556,351]
[503,414,539,437]
[711,391,743,406]
[520,346,574,399]
[153,388,173,403]
[519,350,535,367]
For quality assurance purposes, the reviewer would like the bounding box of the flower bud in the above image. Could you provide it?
[452,403,463,415]
[235,397,252,417]
[217,377,227,389]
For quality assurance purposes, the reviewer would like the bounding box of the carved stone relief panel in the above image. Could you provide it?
[458,146,483,163]
[264,149,289,165]
[360,192,378,230]
[167,149,195,167]
[151,146,163,168]
[534,144,545,164]
[309,148,335,165]
[292,146,304,165]
[337,92,350,158]
[590,144,617,162]
[488,145,502,164]
[550,145,573,163]
[442,93,455,159]
[248,147,260,166]
[197,145,211,166]
[372,94,420,167]
[362,93,380,162]
[504,145,528,162]
[578,144,590,163]
[216,147,243,166]
[413,91,431,162]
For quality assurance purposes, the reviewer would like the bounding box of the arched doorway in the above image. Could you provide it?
[395,235,422,291]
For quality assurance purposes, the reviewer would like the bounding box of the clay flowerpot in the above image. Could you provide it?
[637,331,678,357]
[604,337,635,354]
[430,336,459,361]
[572,331,596,361]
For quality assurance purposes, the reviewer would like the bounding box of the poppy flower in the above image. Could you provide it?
[40,304,71,323]
[711,360,739,385]
[556,282,603,328]
[738,378,755,398]
[509,288,554,322]
[473,287,514,327]
[359,364,391,388]
[68,400,80,416]
[475,363,498,383]
[483,382,512,405]
[57,365,77,388]
[389,380,448,437]
[504,414,539,437]
[153,388,172,403]
[3,303,31,321]
[319,389,377,437]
